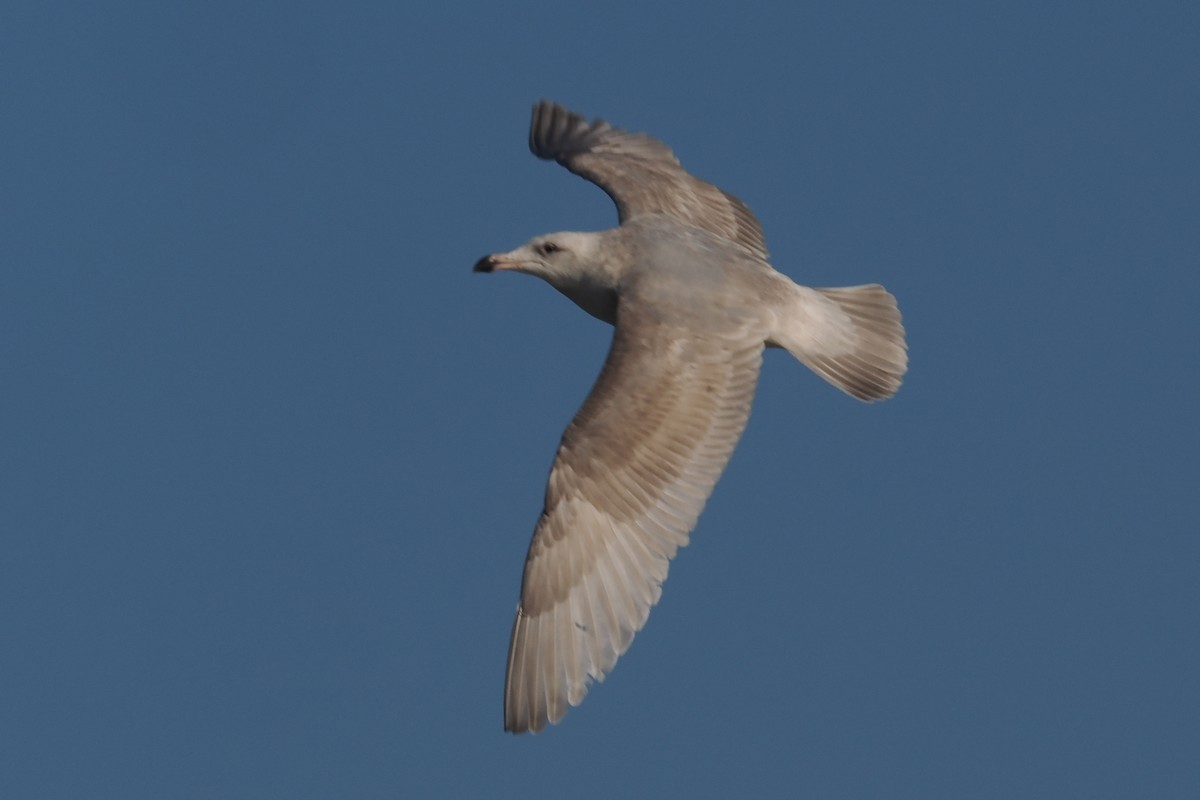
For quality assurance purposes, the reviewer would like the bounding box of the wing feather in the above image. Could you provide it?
[529,100,770,260]
[504,298,763,733]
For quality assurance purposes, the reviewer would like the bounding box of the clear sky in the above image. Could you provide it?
[3,1,1197,797]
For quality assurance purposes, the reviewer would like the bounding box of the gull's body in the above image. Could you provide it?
[475,102,907,733]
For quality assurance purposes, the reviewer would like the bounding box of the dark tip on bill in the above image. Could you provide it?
[473,255,495,273]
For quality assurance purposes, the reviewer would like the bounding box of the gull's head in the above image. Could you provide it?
[473,231,620,322]
[472,231,606,281]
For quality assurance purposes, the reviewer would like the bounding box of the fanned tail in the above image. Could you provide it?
[774,283,907,401]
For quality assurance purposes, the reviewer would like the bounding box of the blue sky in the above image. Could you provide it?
[3,1,1197,797]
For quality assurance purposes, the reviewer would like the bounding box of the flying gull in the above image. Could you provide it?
[475,101,908,733]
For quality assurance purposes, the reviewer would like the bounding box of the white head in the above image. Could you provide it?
[474,231,621,322]
[473,231,605,280]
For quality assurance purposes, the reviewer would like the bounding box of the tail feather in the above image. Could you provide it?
[773,283,907,402]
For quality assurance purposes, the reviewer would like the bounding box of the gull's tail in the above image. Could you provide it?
[772,283,908,401]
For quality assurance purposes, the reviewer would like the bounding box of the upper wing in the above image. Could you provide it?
[528,100,770,260]
[504,296,764,733]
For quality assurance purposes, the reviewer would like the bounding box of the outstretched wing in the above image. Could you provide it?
[528,100,770,260]
[504,294,764,733]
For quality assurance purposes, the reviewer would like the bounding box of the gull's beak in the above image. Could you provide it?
[473,253,519,273]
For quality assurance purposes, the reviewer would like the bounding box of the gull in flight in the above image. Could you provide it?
[475,101,907,733]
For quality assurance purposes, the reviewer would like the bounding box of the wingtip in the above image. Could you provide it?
[529,98,554,131]
[529,99,568,160]
[529,100,604,162]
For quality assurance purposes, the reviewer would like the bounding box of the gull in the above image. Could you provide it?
[474,101,907,733]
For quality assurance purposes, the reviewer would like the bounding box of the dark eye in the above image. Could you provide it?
[538,241,561,256]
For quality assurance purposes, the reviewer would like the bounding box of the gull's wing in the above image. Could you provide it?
[504,295,764,733]
[529,100,770,260]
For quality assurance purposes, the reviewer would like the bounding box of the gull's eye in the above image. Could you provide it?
[538,241,561,256]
